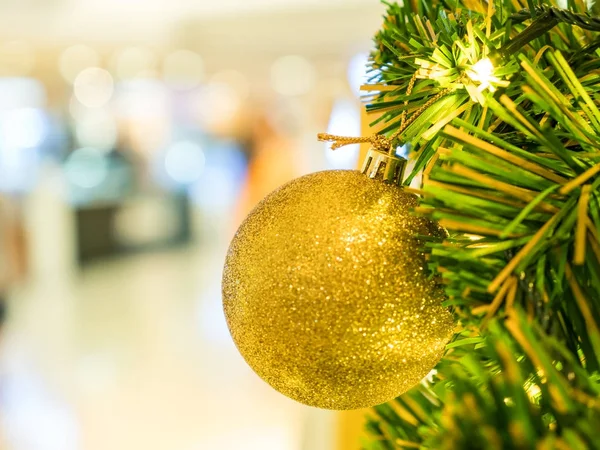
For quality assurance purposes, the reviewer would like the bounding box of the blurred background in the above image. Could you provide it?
[0,1,384,449]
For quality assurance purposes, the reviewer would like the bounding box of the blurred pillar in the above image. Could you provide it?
[25,164,77,283]
[302,409,337,450]
[336,407,371,450]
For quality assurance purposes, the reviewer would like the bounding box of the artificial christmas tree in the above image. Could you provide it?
[359,0,600,448]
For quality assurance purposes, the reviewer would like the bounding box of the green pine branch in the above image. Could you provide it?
[364,310,600,450]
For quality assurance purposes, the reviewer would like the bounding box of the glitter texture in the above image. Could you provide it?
[222,170,454,410]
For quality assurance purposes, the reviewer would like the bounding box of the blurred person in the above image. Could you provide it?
[106,134,140,195]
[112,126,152,192]
[233,112,301,227]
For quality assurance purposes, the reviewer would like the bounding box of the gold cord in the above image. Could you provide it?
[399,71,419,130]
[316,133,393,152]
[318,71,457,155]
[390,86,456,142]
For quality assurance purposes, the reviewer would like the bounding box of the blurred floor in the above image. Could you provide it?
[0,241,332,450]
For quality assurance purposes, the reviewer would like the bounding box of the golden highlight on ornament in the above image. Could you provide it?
[222,169,454,410]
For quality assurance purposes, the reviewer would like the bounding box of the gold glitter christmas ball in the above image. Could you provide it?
[222,170,454,410]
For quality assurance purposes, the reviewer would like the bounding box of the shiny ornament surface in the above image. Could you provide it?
[222,170,454,410]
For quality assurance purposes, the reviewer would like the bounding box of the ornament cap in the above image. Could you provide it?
[361,147,407,186]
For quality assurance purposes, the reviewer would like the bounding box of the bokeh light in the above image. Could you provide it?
[0,78,46,112]
[347,52,370,97]
[190,143,246,212]
[114,78,169,119]
[73,67,114,108]
[162,50,204,90]
[192,82,241,132]
[270,55,316,96]
[75,109,118,150]
[113,79,170,153]
[324,98,360,169]
[210,70,250,100]
[112,46,157,80]
[59,45,100,84]
[164,141,206,184]
[64,147,110,189]
[0,108,48,149]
